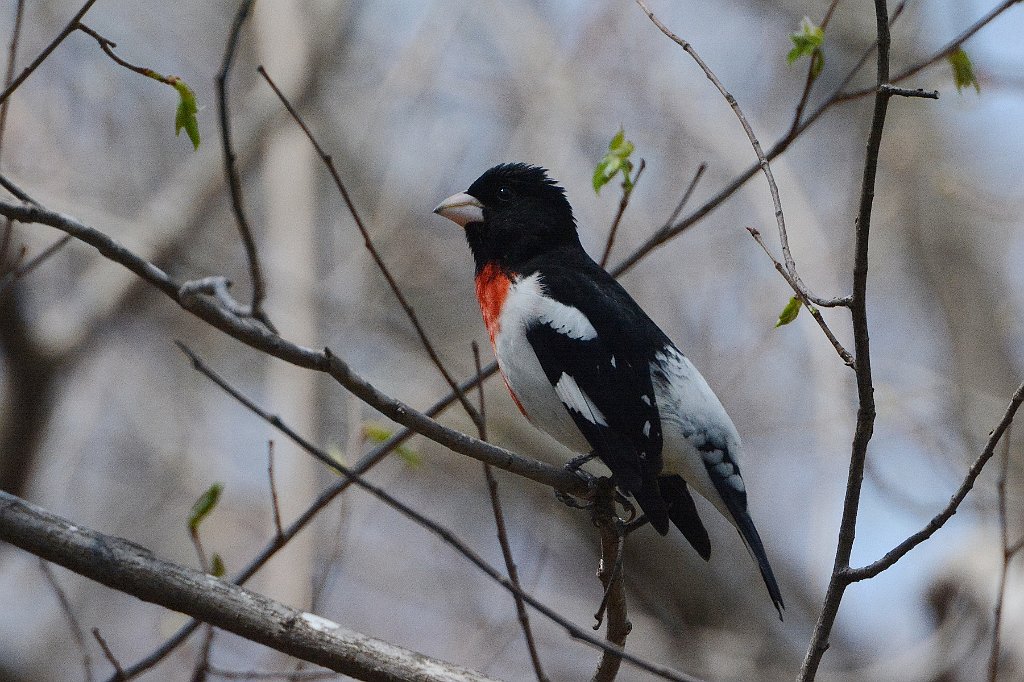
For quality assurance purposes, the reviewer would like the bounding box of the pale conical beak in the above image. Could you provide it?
[433,192,484,227]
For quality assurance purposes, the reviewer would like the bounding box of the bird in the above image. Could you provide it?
[434,163,784,618]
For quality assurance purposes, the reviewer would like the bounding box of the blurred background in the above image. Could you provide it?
[0,0,1022,680]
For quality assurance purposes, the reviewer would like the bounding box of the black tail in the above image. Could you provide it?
[730,506,785,620]
[659,475,711,560]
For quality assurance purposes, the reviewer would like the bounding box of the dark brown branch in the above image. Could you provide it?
[0,0,100,104]
[216,0,273,329]
[878,85,938,99]
[75,23,179,86]
[662,163,706,229]
[800,0,888,669]
[256,65,484,434]
[988,425,1012,682]
[0,491,500,682]
[599,159,645,269]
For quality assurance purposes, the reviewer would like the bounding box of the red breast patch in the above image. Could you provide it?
[474,263,511,345]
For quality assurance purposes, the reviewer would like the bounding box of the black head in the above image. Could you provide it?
[434,163,580,272]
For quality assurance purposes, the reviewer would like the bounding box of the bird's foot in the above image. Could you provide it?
[555,452,600,509]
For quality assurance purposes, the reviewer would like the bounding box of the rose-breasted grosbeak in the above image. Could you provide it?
[434,163,783,617]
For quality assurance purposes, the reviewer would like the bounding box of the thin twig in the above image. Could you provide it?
[267,440,284,539]
[635,0,850,363]
[599,159,645,268]
[798,0,892,673]
[747,227,855,367]
[256,65,484,435]
[0,0,100,104]
[663,163,706,229]
[878,85,938,99]
[216,0,273,330]
[989,424,1013,682]
[75,23,180,87]
[472,342,548,682]
[174,341,700,682]
[93,629,125,680]
[0,0,26,163]
[40,560,95,682]
[190,626,216,682]
[0,235,72,297]
[788,0,842,135]
[847,381,1024,581]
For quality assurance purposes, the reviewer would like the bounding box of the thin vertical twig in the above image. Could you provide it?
[216,0,273,330]
[662,163,706,229]
[40,560,94,682]
[989,425,1012,681]
[599,159,645,269]
[267,440,284,539]
[473,342,549,682]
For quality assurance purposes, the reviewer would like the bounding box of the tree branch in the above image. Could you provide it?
[0,490,500,682]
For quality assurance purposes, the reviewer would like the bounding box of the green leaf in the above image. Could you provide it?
[947,47,980,94]
[787,17,825,65]
[363,423,422,467]
[593,128,635,194]
[171,78,200,150]
[775,296,802,328]
[210,553,226,578]
[188,482,223,533]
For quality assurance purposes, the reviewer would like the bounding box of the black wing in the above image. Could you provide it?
[522,254,676,532]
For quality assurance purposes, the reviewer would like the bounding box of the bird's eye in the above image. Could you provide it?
[496,186,513,202]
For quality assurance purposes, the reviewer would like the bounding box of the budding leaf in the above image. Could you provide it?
[172,78,201,150]
[775,296,802,328]
[947,48,980,94]
[210,553,226,578]
[788,17,825,66]
[188,482,223,533]
[363,423,422,467]
[593,128,635,194]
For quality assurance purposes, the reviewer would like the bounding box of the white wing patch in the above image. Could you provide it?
[554,372,608,426]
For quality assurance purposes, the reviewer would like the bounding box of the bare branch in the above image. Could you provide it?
[662,163,706,229]
[878,85,939,99]
[799,0,893,672]
[216,0,273,329]
[0,0,26,163]
[0,0,99,104]
[256,65,484,434]
[0,491,500,682]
